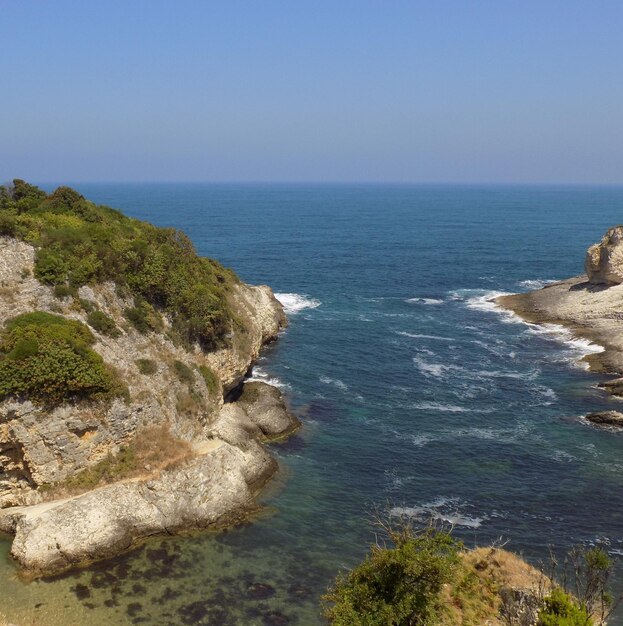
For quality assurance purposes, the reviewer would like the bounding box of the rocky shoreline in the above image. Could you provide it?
[0,233,300,577]
[496,225,623,427]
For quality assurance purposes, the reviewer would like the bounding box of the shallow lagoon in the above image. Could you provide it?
[3,184,623,624]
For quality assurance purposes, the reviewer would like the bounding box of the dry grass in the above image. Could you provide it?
[39,424,193,500]
[440,547,550,626]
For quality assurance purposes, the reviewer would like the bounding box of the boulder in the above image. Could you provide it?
[235,381,301,439]
[585,226,623,284]
[585,410,623,428]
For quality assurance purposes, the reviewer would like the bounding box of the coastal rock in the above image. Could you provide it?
[585,225,623,285]
[585,411,623,429]
[0,372,298,576]
[234,381,301,439]
[0,236,288,507]
[0,439,273,576]
[0,231,301,576]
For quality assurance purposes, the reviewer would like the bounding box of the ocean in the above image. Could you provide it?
[2,183,623,625]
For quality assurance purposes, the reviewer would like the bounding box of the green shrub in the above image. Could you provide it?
[324,523,461,626]
[538,588,592,626]
[172,360,194,385]
[87,310,121,337]
[136,358,158,375]
[198,365,219,397]
[124,301,161,334]
[52,283,75,299]
[78,298,95,313]
[0,180,237,350]
[0,311,126,405]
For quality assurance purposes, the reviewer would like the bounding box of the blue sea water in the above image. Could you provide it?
[2,184,623,625]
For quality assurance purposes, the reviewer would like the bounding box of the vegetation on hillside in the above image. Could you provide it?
[0,312,125,405]
[0,179,238,350]
[324,516,618,625]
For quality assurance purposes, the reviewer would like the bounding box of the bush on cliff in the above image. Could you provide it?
[0,179,238,350]
[538,588,592,625]
[0,312,126,405]
[86,310,121,337]
[323,520,461,625]
[323,517,613,626]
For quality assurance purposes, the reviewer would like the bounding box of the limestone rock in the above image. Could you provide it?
[0,234,301,576]
[0,236,288,506]
[235,381,301,439]
[585,226,623,284]
[0,378,298,576]
[585,410,623,428]
[0,439,275,576]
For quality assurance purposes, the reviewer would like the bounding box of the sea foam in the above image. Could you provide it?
[274,292,321,314]
[406,297,444,305]
[246,366,291,390]
[391,497,485,529]
[462,289,605,366]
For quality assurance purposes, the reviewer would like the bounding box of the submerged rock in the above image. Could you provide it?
[586,225,623,285]
[585,410,623,428]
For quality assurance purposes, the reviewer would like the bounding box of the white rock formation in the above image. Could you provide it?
[585,226,623,284]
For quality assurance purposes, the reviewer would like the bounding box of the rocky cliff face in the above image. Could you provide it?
[585,225,623,285]
[0,236,299,575]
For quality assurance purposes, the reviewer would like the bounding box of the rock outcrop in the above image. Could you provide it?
[0,235,298,576]
[585,225,623,285]
[0,385,286,576]
[231,381,301,440]
[585,410,623,429]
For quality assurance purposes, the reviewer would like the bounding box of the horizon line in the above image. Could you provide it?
[28,179,623,187]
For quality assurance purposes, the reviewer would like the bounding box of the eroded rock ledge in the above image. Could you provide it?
[0,381,299,577]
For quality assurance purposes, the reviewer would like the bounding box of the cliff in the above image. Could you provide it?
[0,181,299,576]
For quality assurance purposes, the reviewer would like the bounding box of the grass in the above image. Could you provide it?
[198,365,220,397]
[136,358,158,375]
[172,359,195,385]
[40,424,193,498]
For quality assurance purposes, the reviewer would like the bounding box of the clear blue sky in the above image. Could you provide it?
[1,1,622,183]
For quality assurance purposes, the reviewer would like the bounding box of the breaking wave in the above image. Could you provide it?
[274,292,321,314]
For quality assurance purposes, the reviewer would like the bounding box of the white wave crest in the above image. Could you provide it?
[274,292,321,314]
[464,290,518,316]
[411,434,436,447]
[413,356,460,379]
[517,278,558,290]
[391,497,485,529]
[246,366,291,390]
[397,331,454,341]
[525,323,604,366]
[406,297,444,305]
[319,376,349,391]
[460,289,605,367]
[413,401,470,413]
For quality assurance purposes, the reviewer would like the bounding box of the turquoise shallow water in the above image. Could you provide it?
[2,184,623,625]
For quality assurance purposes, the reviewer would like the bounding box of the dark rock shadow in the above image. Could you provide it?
[569,281,612,293]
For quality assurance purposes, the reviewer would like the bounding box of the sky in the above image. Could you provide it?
[1,1,622,184]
